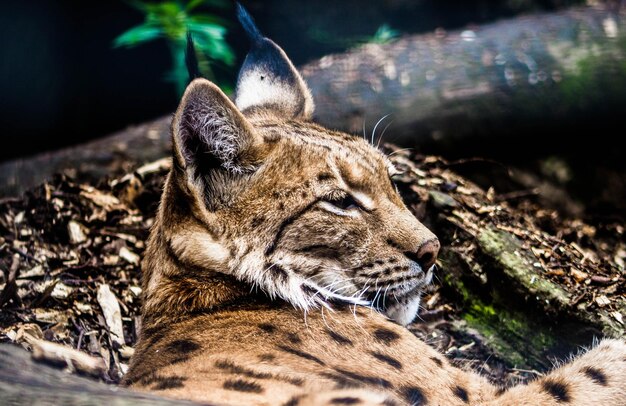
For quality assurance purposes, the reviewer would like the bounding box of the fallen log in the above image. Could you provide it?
[2,5,625,196]
[303,5,626,144]
[0,344,196,405]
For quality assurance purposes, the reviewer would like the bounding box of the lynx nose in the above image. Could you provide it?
[405,238,440,271]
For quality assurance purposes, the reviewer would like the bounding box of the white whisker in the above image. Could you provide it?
[362,116,367,141]
[371,113,392,145]
[376,119,394,149]
[387,147,413,157]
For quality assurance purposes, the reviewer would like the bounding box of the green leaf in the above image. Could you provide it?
[189,14,229,27]
[113,24,162,48]
[188,21,226,39]
[115,0,235,93]
[372,24,400,44]
[185,0,205,11]
[192,32,235,66]
[188,0,230,10]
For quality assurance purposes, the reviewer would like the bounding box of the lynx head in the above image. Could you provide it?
[143,4,439,326]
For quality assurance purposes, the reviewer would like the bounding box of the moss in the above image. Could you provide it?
[477,227,570,308]
[462,298,556,369]
[556,31,626,111]
[441,252,557,369]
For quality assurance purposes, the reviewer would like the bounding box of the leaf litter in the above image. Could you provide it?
[0,148,623,389]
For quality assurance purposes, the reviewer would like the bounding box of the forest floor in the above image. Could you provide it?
[0,145,624,391]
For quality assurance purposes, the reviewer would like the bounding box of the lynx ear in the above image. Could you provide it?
[234,3,314,119]
[172,78,264,174]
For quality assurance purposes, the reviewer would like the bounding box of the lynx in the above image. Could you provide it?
[124,5,626,405]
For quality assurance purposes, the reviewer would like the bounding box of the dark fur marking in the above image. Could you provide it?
[319,372,363,389]
[373,328,400,345]
[283,396,303,406]
[386,239,401,250]
[430,356,443,367]
[265,198,323,256]
[453,385,469,403]
[134,371,187,391]
[214,360,303,386]
[287,333,302,344]
[302,285,318,296]
[371,352,402,369]
[250,215,265,228]
[215,360,271,379]
[135,371,162,386]
[334,368,392,389]
[541,379,570,402]
[382,400,399,406]
[223,378,263,393]
[259,353,275,362]
[152,375,186,390]
[330,397,361,405]
[277,344,326,366]
[402,386,427,405]
[160,339,201,366]
[258,323,277,333]
[375,259,385,265]
[317,173,334,182]
[328,330,353,346]
[495,386,507,396]
[165,339,201,355]
[582,366,608,386]
[140,326,169,351]
[269,264,289,283]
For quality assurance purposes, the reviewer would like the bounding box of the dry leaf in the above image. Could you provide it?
[97,284,125,347]
[67,221,87,244]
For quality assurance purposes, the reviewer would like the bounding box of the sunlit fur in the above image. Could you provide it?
[141,79,438,327]
[128,80,626,406]
[126,11,626,403]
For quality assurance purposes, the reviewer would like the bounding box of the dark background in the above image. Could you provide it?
[0,0,586,162]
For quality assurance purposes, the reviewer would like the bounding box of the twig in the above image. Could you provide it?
[0,254,21,307]
[496,189,540,202]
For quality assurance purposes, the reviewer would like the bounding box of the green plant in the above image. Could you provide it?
[309,23,400,48]
[369,24,400,44]
[114,0,235,95]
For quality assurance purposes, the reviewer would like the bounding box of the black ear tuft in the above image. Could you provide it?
[236,3,262,44]
[186,31,201,82]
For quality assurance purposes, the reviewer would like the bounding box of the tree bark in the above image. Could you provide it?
[0,344,196,405]
[302,6,626,143]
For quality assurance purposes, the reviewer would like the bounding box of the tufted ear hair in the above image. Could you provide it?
[172,78,265,176]
[234,3,314,120]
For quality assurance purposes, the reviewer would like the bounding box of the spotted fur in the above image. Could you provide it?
[125,5,626,406]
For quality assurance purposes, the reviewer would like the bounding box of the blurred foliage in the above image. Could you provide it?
[114,0,235,95]
[309,23,400,48]
[370,24,401,44]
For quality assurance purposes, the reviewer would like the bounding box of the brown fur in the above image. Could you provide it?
[125,23,626,405]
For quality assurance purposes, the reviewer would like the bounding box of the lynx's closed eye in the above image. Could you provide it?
[319,190,361,214]
[328,195,359,211]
